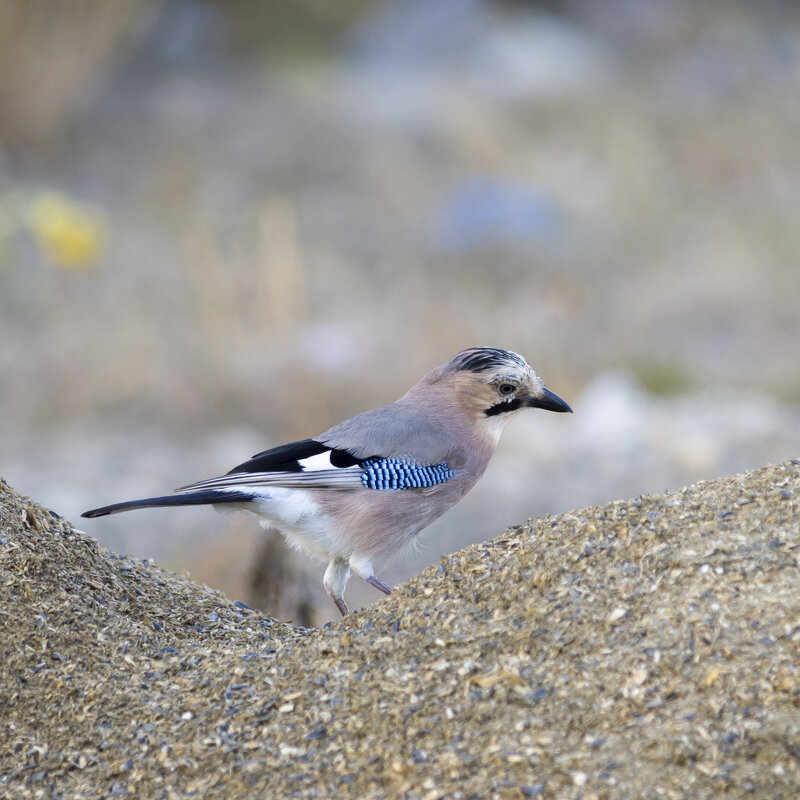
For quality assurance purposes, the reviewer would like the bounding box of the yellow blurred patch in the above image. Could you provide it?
[27,192,106,269]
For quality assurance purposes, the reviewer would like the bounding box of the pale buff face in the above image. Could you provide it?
[401,347,569,445]
[402,351,537,449]
[449,362,545,420]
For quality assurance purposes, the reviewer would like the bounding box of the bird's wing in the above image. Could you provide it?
[318,403,463,464]
[176,437,456,494]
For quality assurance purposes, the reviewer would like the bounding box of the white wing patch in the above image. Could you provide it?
[298,450,336,471]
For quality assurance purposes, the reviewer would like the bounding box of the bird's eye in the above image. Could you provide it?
[498,383,516,396]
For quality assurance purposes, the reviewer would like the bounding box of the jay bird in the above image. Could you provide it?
[82,347,571,615]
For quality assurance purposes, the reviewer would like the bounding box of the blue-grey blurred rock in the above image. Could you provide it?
[432,175,564,252]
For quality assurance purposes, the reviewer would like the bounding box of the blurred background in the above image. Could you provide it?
[2,0,799,624]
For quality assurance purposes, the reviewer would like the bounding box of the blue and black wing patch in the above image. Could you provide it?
[360,458,454,490]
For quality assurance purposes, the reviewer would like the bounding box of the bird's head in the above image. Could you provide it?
[417,347,572,440]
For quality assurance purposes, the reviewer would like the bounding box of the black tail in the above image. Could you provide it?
[81,490,253,518]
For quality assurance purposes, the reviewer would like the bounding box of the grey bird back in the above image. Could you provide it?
[320,403,463,466]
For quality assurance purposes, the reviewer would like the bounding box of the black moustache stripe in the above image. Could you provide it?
[484,398,524,417]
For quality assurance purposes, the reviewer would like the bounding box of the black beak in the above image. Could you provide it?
[524,388,572,413]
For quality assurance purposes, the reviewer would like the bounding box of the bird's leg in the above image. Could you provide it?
[349,557,393,596]
[364,575,393,595]
[323,558,351,616]
[331,594,349,617]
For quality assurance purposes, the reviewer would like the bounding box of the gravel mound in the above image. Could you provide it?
[2,461,799,799]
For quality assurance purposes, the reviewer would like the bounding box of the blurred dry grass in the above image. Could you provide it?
[2,0,800,621]
[0,0,152,147]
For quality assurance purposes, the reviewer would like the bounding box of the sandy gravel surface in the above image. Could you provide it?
[2,460,799,799]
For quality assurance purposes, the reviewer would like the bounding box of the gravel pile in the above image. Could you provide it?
[2,461,799,799]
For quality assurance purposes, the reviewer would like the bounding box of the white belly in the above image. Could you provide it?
[220,487,349,563]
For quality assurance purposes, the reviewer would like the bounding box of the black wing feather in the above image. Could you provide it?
[227,438,362,475]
